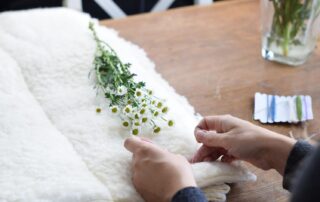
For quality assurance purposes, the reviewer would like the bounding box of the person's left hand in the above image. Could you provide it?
[124,136,196,202]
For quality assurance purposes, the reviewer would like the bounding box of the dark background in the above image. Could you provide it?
[0,0,200,19]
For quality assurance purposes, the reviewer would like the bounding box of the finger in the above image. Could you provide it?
[191,146,207,163]
[124,136,146,153]
[195,130,228,148]
[140,137,153,144]
[192,145,213,163]
[194,128,217,143]
[195,115,231,134]
[221,155,237,163]
[192,145,227,163]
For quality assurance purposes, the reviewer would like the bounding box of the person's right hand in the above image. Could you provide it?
[192,115,296,175]
[124,137,196,202]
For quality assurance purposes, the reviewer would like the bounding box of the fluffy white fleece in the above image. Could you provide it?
[0,48,111,202]
[0,8,256,202]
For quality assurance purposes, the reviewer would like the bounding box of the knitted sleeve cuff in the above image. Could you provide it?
[171,187,208,202]
[283,140,314,191]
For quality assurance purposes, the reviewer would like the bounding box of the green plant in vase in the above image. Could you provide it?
[268,0,320,57]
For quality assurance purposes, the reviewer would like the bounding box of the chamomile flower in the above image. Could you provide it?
[168,120,174,127]
[151,100,156,105]
[122,121,130,128]
[123,105,133,115]
[110,106,119,115]
[157,101,163,109]
[131,127,140,136]
[139,107,146,115]
[135,89,143,97]
[116,85,127,96]
[161,106,169,114]
[141,117,148,124]
[153,110,160,117]
[133,113,140,119]
[133,121,141,127]
[153,126,161,134]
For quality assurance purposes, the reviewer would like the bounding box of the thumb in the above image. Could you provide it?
[124,136,146,153]
[195,130,227,148]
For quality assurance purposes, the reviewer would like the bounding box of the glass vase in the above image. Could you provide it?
[260,0,320,66]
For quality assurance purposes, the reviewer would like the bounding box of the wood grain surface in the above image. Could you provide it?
[101,0,320,201]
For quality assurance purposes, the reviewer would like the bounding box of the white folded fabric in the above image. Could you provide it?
[0,49,111,201]
[0,8,256,202]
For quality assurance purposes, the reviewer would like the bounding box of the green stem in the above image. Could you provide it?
[282,23,292,56]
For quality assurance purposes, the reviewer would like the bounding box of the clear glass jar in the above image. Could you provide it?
[260,0,320,66]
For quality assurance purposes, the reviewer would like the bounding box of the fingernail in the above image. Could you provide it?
[140,137,153,143]
[197,130,207,138]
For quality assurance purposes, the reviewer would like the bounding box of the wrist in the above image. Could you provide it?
[265,133,296,175]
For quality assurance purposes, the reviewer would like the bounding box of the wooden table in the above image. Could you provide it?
[101,0,320,201]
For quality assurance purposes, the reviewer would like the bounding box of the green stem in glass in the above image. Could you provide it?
[268,0,318,56]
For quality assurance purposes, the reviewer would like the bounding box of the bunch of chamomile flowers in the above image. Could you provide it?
[89,23,174,135]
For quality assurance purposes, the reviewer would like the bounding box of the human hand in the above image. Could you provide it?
[192,115,296,175]
[124,136,196,202]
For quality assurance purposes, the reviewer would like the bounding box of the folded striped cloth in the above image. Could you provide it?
[254,92,313,123]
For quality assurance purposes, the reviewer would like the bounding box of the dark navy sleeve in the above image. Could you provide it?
[171,187,208,202]
[291,144,320,202]
[283,140,314,191]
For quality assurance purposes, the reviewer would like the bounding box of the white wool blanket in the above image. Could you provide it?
[0,8,256,202]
